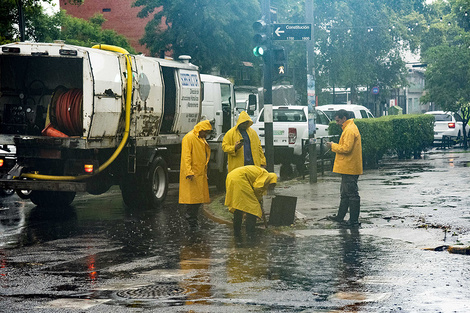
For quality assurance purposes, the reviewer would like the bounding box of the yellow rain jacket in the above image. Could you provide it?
[179,120,212,204]
[224,165,277,218]
[331,119,363,175]
[222,111,266,173]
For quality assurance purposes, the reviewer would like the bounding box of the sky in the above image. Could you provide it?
[42,0,60,16]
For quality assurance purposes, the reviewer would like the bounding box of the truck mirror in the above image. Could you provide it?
[248,94,257,115]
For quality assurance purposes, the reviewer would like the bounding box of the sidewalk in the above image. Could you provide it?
[205,148,470,249]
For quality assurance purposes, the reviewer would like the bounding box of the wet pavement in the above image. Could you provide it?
[0,148,469,312]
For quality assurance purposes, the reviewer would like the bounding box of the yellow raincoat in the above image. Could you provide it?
[331,119,363,175]
[224,165,277,218]
[179,120,212,204]
[222,111,266,173]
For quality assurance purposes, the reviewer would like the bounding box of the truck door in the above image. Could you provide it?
[172,69,201,134]
[220,82,234,132]
[132,56,163,137]
[88,52,123,138]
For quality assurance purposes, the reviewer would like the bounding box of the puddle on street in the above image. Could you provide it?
[1,151,470,312]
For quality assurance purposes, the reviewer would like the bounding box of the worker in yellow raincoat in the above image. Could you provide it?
[325,109,363,228]
[179,120,212,228]
[222,111,266,173]
[225,165,277,235]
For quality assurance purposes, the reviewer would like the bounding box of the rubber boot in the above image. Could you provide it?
[245,213,257,235]
[348,200,361,226]
[233,210,243,236]
[336,198,349,220]
[186,204,200,229]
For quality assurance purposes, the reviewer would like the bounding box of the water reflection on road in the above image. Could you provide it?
[1,149,470,312]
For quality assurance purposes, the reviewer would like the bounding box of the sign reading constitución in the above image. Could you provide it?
[273,23,312,41]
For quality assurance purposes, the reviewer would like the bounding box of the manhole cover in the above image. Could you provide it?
[115,282,188,300]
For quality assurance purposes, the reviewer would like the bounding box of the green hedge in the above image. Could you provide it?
[328,114,434,167]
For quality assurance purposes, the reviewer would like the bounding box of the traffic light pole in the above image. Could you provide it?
[306,0,317,183]
[262,0,274,173]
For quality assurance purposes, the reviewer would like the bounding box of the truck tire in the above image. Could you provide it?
[144,156,169,208]
[120,172,141,208]
[29,191,76,207]
[16,189,32,199]
[121,156,168,209]
[0,188,14,197]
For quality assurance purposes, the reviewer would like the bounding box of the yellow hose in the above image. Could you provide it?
[21,44,132,181]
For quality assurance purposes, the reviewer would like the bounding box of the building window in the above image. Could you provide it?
[102,8,111,12]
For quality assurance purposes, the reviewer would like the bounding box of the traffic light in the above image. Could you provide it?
[253,19,269,57]
[272,45,287,76]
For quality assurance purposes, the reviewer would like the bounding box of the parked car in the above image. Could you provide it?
[316,104,374,120]
[424,111,470,142]
[251,105,331,177]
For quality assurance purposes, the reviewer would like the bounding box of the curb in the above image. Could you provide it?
[202,203,232,225]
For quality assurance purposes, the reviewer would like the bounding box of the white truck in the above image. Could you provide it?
[251,105,331,177]
[200,74,237,189]
[0,42,233,207]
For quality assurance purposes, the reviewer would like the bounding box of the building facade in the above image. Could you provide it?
[59,0,160,55]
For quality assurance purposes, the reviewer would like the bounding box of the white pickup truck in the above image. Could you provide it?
[251,105,331,176]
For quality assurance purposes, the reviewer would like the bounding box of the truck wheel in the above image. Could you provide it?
[294,155,306,176]
[280,163,293,180]
[16,189,32,199]
[120,173,141,208]
[30,191,76,207]
[0,188,15,197]
[145,156,168,208]
[121,156,168,209]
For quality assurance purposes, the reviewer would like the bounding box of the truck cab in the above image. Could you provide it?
[200,74,236,189]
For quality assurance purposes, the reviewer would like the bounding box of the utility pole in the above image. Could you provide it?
[17,0,25,42]
[306,0,317,183]
[261,0,274,172]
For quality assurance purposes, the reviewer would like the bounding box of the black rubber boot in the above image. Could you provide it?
[340,200,361,227]
[336,198,349,220]
[233,210,243,236]
[245,213,257,234]
[349,200,360,224]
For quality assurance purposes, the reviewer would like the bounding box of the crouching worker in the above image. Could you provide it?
[179,120,212,229]
[225,165,277,236]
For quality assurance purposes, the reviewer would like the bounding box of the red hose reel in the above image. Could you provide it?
[42,88,83,137]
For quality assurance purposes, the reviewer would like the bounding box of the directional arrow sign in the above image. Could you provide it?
[272,23,312,41]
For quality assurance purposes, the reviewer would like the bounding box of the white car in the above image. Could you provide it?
[316,104,374,120]
[425,111,470,142]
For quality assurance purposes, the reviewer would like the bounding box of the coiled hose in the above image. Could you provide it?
[21,44,132,181]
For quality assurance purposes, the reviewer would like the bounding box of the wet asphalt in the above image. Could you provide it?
[0,148,469,312]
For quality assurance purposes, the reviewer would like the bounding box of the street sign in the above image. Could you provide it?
[273,23,312,41]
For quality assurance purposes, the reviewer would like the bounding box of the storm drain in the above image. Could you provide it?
[115,282,188,300]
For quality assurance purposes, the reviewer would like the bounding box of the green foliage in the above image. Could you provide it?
[328,115,434,166]
[133,0,260,74]
[1,1,133,53]
[52,12,136,52]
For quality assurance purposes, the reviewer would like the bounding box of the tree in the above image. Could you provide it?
[0,0,135,53]
[0,0,84,44]
[133,0,260,74]
[40,11,136,52]
[421,0,470,148]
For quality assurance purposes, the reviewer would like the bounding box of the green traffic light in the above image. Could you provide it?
[253,46,265,57]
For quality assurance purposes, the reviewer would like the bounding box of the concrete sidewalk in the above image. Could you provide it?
[206,148,470,249]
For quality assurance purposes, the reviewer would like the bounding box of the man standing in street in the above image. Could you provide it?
[222,111,266,173]
[325,109,363,227]
[179,120,212,229]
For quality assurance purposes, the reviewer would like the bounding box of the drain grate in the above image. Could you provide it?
[116,282,187,300]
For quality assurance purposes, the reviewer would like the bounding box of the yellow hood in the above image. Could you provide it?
[193,120,212,135]
[236,111,253,128]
